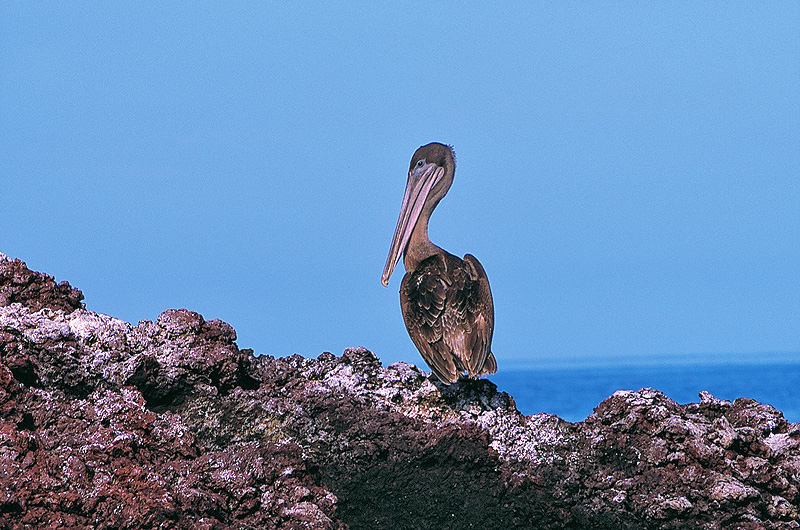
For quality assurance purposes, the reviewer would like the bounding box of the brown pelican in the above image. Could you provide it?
[381,142,496,384]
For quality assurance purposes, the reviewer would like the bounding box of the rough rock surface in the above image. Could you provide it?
[0,254,84,313]
[1,253,798,529]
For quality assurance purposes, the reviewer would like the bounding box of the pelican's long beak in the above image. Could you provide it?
[381,164,444,286]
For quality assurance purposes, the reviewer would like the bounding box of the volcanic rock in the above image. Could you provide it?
[0,253,798,529]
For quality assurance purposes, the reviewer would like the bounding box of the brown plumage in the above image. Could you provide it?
[381,142,496,384]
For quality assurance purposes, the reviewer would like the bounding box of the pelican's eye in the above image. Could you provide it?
[416,159,425,168]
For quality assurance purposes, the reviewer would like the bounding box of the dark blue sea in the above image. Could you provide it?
[492,362,800,423]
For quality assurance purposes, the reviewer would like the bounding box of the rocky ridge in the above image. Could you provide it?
[0,253,798,529]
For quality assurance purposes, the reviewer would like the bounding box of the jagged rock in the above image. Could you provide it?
[0,253,84,313]
[0,254,798,529]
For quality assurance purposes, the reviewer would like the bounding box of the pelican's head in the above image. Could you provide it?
[381,143,455,286]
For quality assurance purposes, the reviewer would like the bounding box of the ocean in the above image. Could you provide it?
[491,361,800,424]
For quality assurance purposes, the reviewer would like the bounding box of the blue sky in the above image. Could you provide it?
[2,3,799,370]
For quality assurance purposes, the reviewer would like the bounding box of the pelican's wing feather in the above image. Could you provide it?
[400,253,495,383]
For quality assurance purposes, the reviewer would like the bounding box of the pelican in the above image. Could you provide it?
[381,142,496,384]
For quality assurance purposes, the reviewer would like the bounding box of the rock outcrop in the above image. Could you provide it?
[1,253,798,529]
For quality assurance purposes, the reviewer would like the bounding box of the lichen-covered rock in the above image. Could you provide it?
[1,254,798,529]
[0,303,258,405]
[0,256,344,530]
[0,362,341,529]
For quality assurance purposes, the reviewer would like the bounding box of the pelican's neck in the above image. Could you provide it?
[403,211,443,272]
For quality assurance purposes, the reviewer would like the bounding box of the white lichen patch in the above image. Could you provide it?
[0,304,72,342]
[710,476,759,502]
[67,309,131,343]
[764,432,800,456]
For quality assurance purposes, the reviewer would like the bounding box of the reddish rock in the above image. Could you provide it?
[0,254,84,313]
[1,254,798,529]
[0,256,344,530]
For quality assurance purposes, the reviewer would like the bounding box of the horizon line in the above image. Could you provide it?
[498,351,800,371]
